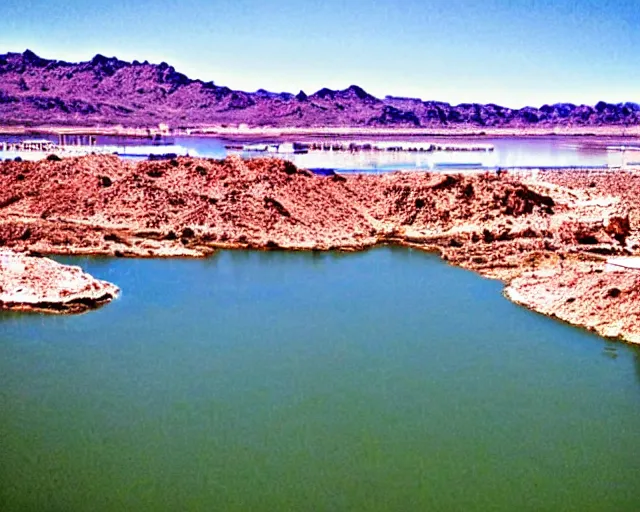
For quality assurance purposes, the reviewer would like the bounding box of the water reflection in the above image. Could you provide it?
[603,341,619,360]
[633,345,640,386]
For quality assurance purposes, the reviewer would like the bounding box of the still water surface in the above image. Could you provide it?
[1,248,639,511]
[3,133,639,170]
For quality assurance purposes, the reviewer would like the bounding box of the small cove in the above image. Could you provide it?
[1,248,639,511]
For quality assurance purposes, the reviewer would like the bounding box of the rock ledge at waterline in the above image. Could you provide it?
[0,249,119,313]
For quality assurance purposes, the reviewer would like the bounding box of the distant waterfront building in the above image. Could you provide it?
[14,139,56,152]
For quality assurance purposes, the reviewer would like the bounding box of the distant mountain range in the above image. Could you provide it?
[1,50,639,129]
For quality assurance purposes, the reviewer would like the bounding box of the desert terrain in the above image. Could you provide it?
[0,154,638,342]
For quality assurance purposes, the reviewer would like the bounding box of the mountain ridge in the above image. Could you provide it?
[1,50,639,129]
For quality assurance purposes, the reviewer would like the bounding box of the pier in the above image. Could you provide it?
[303,141,495,153]
[1,138,114,161]
[1,138,195,161]
[226,140,495,154]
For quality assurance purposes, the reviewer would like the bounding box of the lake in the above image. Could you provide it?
[1,248,639,511]
[2,133,639,170]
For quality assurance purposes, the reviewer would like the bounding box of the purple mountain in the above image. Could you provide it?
[1,50,639,129]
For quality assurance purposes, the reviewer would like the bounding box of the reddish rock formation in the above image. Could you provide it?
[0,249,119,313]
[532,168,640,248]
[0,155,379,255]
[0,155,628,265]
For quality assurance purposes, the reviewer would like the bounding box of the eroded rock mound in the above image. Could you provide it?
[0,249,119,313]
[0,156,630,272]
[0,154,378,254]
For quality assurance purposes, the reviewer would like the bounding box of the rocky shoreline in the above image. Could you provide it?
[0,249,119,314]
[0,154,638,340]
[505,261,640,345]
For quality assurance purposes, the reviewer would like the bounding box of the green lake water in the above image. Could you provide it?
[1,248,639,511]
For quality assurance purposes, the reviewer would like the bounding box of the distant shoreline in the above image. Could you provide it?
[1,124,640,139]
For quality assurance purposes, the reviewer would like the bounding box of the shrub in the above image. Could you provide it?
[283,161,297,175]
[99,176,112,187]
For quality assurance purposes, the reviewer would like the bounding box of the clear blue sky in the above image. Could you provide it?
[1,0,638,107]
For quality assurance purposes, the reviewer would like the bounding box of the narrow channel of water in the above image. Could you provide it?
[1,248,639,511]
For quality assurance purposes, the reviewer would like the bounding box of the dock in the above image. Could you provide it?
[225,141,495,154]
[225,142,308,154]
[304,141,494,152]
[2,138,196,161]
